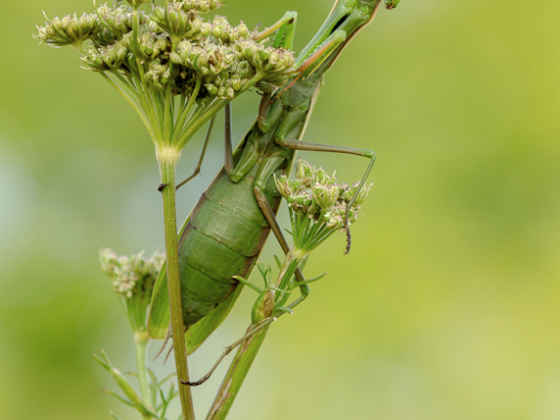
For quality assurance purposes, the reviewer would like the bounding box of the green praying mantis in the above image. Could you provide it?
[148,0,399,359]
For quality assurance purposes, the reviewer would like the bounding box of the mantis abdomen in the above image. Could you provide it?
[177,160,282,326]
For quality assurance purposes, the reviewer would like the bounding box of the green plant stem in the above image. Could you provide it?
[134,330,154,413]
[206,250,306,419]
[158,149,195,420]
[274,249,307,306]
[205,326,270,420]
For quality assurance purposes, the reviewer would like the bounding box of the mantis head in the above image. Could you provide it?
[385,0,401,10]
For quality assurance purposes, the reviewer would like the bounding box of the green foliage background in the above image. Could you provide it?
[2,0,560,419]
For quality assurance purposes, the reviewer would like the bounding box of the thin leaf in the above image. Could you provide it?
[147,368,158,385]
[100,389,135,408]
[147,368,159,409]
[272,254,283,269]
[160,383,177,418]
[156,372,176,388]
[93,353,110,371]
[109,411,124,420]
[157,389,167,415]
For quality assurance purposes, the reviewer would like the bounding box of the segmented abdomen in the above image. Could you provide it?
[178,163,280,327]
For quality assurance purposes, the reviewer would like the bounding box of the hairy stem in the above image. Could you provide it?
[158,149,195,420]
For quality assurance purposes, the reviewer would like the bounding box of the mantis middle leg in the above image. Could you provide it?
[175,116,216,190]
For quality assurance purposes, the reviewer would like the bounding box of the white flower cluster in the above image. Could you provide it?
[274,159,373,254]
[99,248,165,299]
[36,12,101,47]
[275,159,373,232]
[37,1,297,99]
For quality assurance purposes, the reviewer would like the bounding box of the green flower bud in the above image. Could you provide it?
[180,0,222,14]
[314,167,337,187]
[342,182,373,205]
[151,6,202,39]
[105,43,128,67]
[99,248,119,276]
[231,74,242,91]
[237,22,249,39]
[295,158,314,186]
[145,60,170,90]
[204,83,218,95]
[312,184,340,210]
[96,4,137,37]
[287,191,314,214]
[94,28,119,47]
[82,45,110,71]
[125,0,149,7]
[211,15,238,43]
[37,12,101,47]
[237,61,251,79]
[274,175,290,198]
[139,32,168,59]
[211,21,223,39]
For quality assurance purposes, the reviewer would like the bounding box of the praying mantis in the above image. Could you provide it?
[148,0,399,354]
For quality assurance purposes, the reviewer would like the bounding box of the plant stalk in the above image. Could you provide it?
[158,149,195,420]
[206,251,305,419]
[134,329,154,412]
[205,326,270,420]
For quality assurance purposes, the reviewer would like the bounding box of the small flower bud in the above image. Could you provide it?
[342,182,374,205]
[205,83,218,95]
[99,248,119,276]
[125,0,149,7]
[274,175,291,198]
[37,12,101,47]
[180,0,222,14]
[151,6,198,39]
[237,22,249,39]
[231,74,242,91]
[296,158,314,186]
[312,184,340,210]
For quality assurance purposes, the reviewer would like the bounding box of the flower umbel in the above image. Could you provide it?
[100,248,165,331]
[36,12,101,48]
[36,1,297,150]
[275,158,373,254]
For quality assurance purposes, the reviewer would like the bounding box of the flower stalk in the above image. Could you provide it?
[157,152,195,420]
[134,329,153,411]
[99,248,173,419]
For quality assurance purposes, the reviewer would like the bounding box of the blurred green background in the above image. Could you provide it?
[2,0,560,419]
